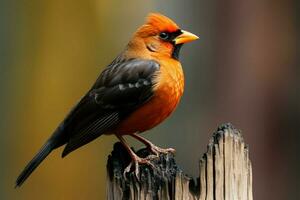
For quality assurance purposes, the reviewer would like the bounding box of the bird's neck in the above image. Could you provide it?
[171,44,183,60]
[125,37,153,59]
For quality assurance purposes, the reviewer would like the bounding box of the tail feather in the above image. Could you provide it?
[15,142,53,187]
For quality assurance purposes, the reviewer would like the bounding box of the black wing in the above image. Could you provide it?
[61,58,160,157]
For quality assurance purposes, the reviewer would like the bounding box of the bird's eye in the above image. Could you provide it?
[159,32,169,40]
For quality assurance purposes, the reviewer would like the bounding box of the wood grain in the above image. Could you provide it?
[106,123,253,200]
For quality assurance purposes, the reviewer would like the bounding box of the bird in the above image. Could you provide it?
[15,13,198,187]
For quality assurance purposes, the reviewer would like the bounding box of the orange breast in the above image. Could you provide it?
[113,59,184,135]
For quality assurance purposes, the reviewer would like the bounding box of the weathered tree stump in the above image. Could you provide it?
[106,123,253,200]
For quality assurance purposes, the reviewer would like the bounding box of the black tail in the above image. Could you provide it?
[15,141,54,187]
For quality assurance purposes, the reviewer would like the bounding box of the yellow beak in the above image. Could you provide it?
[174,30,199,45]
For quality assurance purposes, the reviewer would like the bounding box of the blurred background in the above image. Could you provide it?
[1,0,299,199]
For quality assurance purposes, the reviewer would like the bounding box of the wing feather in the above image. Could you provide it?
[62,112,119,157]
[61,58,160,156]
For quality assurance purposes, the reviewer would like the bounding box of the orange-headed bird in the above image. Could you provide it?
[16,13,198,187]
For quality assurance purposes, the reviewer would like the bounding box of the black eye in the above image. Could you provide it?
[159,32,169,40]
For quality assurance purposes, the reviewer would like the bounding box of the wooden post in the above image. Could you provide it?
[106,123,253,200]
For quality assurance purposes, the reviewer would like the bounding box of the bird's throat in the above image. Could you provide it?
[172,44,183,60]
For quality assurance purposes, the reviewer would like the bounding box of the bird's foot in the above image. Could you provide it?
[129,133,175,160]
[147,144,176,160]
[123,155,156,179]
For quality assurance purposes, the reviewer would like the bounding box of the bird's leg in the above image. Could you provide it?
[130,133,175,159]
[116,135,155,178]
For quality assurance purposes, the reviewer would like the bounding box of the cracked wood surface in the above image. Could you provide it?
[106,123,253,200]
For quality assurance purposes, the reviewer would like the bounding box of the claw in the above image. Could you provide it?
[149,145,176,156]
[123,162,133,179]
[146,154,159,160]
[130,133,176,158]
[116,134,174,180]
[123,156,156,180]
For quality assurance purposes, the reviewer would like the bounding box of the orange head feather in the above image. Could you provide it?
[145,13,179,33]
[136,13,180,37]
[129,13,198,60]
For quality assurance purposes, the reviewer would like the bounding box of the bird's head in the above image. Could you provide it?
[130,13,199,60]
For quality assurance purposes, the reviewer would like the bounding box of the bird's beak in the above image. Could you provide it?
[174,30,199,45]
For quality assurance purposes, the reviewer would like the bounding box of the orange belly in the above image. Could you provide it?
[113,59,184,135]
